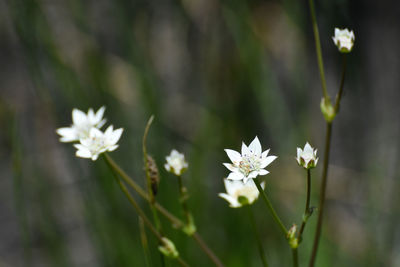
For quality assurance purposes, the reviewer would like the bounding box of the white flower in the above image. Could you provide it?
[164,150,188,176]
[56,106,106,142]
[74,125,123,161]
[332,28,355,53]
[223,136,277,183]
[296,142,318,169]
[218,178,265,208]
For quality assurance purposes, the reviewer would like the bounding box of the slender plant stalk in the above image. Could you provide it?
[177,175,192,227]
[139,217,152,267]
[334,55,347,112]
[103,153,224,267]
[298,169,312,237]
[247,205,268,267]
[102,154,189,267]
[292,248,299,267]
[308,0,329,101]
[254,178,288,236]
[309,122,332,266]
[142,116,165,266]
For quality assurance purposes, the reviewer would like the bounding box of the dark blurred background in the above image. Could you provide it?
[1,0,399,266]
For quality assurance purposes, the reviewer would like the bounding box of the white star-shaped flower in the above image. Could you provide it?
[296,142,318,169]
[164,149,188,176]
[332,28,355,53]
[223,136,277,183]
[218,178,265,208]
[74,125,123,161]
[56,106,106,142]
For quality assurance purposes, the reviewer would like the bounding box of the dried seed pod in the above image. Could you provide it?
[147,155,160,196]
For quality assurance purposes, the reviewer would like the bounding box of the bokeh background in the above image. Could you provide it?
[1,0,399,266]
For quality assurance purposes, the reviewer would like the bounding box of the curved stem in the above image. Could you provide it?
[102,155,189,267]
[309,122,332,267]
[308,0,329,101]
[292,248,299,267]
[247,205,268,267]
[103,153,224,267]
[299,169,312,237]
[254,178,288,236]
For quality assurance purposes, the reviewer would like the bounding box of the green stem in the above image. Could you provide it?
[142,116,165,265]
[298,169,312,238]
[254,178,288,236]
[309,122,332,267]
[334,54,347,113]
[247,205,268,267]
[292,248,299,267]
[103,154,224,267]
[103,154,189,267]
[308,0,329,101]
[177,175,192,226]
[138,217,152,267]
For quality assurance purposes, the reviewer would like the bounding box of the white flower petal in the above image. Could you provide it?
[227,172,244,181]
[261,149,270,158]
[109,128,123,145]
[218,193,240,208]
[224,149,242,164]
[95,106,106,123]
[72,109,87,126]
[260,155,277,168]
[56,127,77,142]
[241,142,250,156]
[75,146,92,158]
[258,169,269,176]
[223,163,237,172]
[248,136,262,155]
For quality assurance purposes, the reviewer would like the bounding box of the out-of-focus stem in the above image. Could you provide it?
[247,205,268,267]
[334,55,347,112]
[309,122,332,267]
[103,153,224,267]
[308,0,329,101]
[254,178,288,236]
[299,169,312,237]
[139,217,152,267]
[177,175,193,228]
[103,154,189,267]
[142,116,165,265]
[292,248,299,267]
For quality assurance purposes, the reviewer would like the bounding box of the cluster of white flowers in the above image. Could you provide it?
[57,107,123,161]
[219,137,320,208]
[164,149,188,176]
[219,136,276,208]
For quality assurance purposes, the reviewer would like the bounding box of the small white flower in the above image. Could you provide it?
[218,178,265,208]
[332,28,355,53]
[164,150,188,176]
[223,136,277,183]
[56,106,106,142]
[296,142,318,169]
[74,125,123,161]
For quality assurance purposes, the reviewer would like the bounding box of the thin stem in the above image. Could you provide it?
[309,122,332,267]
[254,178,288,236]
[103,154,189,267]
[192,233,225,267]
[308,0,329,101]
[139,217,152,267]
[299,169,312,237]
[177,175,192,225]
[142,116,165,265]
[334,54,347,113]
[292,248,299,267]
[247,205,268,267]
[103,153,224,267]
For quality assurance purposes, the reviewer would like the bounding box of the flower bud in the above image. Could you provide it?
[158,237,179,258]
[147,155,160,197]
[320,98,336,122]
[332,28,355,53]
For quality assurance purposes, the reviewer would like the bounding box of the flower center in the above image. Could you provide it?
[238,155,261,176]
